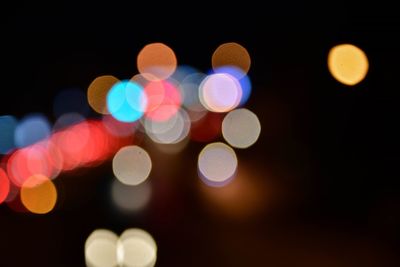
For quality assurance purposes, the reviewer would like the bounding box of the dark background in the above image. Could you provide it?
[1,2,400,266]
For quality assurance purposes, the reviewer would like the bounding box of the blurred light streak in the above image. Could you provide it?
[198,142,238,187]
[102,114,138,137]
[112,145,152,186]
[212,42,251,77]
[144,80,182,122]
[0,168,10,204]
[111,179,151,213]
[199,73,242,112]
[137,42,177,81]
[20,174,57,214]
[14,114,51,148]
[0,115,17,154]
[87,75,120,114]
[118,228,157,267]
[107,80,147,123]
[1,118,134,197]
[222,108,261,148]
[328,43,369,86]
[7,142,61,187]
[85,229,119,267]
[53,112,86,131]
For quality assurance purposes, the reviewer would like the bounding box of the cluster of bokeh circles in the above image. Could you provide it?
[95,42,260,191]
[0,39,369,267]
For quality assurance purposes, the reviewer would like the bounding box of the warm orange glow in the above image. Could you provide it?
[212,42,251,77]
[20,174,57,214]
[328,43,369,86]
[137,43,177,81]
[87,75,119,114]
[198,164,267,220]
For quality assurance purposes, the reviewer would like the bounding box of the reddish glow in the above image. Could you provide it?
[144,80,182,121]
[5,189,28,213]
[190,112,223,142]
[102,114,137,137]
[7,146,57,187]
[0,168,10,204]
[51,122,90,170]
[3,118,134,192]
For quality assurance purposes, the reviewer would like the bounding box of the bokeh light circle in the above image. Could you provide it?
[14,114,51,148]
[0,168,10,204]
[222,108,261,148]
[328,43,369,86]
[144,80,182,122]
[212,42,251,77]
[199,73,242,113]
[0,115,17,154]
[118,228,157,267]
[212,66,252,106]
[87,75,120,114]
[137,43,177,81]
[145,109,190,144]
[198,142,238,186]
[20,174,57,214]
[107,80,147,123]
[85,229,119,267]
[112,146,152,186]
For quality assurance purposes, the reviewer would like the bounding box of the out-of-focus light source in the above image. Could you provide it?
[14,114,51,148]
[112,146,152,186]
[53,112,85,131]
[0,168,10,204]
[20,174,57,214]
[199,73,242,113]
[87,75,120,114]
[85,229,119,267]
[328,43,369,86]
[137,43,177,81]
[222,108,261,149]
[144,109,190,144]
[212,66,252,106]
[212,42,251,77]
[118,228,157,267]
[102,115,137,137]
[111,179,151,213]
[0,115,17,154]
[7,140,63,187]
[144,80,182,122]
[198,142,238,187]
[107,80,147,123]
